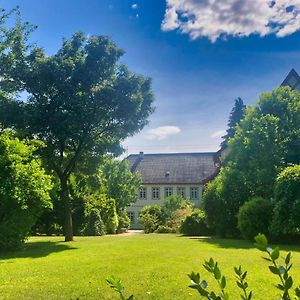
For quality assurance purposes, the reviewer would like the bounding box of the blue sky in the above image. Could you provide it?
[2,0,300,155]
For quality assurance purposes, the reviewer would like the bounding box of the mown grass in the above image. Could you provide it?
[0,234,300,299]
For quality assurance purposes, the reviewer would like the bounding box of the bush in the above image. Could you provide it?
[139,213,159,233]
[82,208,105,236]
[117,211,131,233]
[138,205,164,233]
[271,165,300,235]
[180,209,210,236]
[155,225,177,233]
[237,197,273,240]
[0,133,53,250]
[99,196,119,234]
[163,195,190,216]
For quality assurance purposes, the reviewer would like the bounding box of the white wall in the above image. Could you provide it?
[127,184,203,229]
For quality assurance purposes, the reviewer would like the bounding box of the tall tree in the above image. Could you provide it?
[0,30,154,241]
[99,158,141,214]
[220,97,246,149]
[204,87,300,236]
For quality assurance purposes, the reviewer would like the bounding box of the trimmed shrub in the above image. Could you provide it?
[82,208,105,236]
[117,211,130,233]
[100,196,119,234]
[271,165,300,235]
[180,209,210,236]
[139,213,159,233]
[155,225,177,233]
[237,197,273,240]
[138,205,164,233]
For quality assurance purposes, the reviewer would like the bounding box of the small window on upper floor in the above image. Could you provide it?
[165,187,173,198]
[139,187,147,200]
[152,187,160,200]
[190,187,199,200]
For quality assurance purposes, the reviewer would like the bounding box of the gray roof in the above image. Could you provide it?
[281,69,300,91]
[127,152,220,184]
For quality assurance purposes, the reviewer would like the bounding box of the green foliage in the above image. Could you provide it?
[99,195,119,234]
[106,276,134,300]
[117,210,131,233]
[81,192,118,235]
[188,258,229,299]
[0,21,154,241]
[163,195,189,217]
[138,212,160,234]
[234,266,252,300]
[82,208,105,236]
[138,199,192,233]
[203,167,246,237]
[0,132,53,250]
[204,87,300,237]
[220,97,246,149]
[155,225,177,233]
[255,234,300,300]
[99,158,141,213]
[180,209,211,236]
[237,197,273,240]
[271,165,300,235]
[161,195,192,232]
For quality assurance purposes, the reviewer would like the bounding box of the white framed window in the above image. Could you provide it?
[139,187,147,200]
[177,187,186,198]
[127,212,135,223]
[165,187,173,198]
[152,187,160,200]
[190,187,199,200]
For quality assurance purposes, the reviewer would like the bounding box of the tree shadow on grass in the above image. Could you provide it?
[186,236,300,253]
[0,240,77,260]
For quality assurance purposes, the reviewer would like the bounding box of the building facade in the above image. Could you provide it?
[126,152,221,229]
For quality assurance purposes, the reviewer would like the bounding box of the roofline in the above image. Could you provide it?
[126,151,217,158]
[281,68,300,87]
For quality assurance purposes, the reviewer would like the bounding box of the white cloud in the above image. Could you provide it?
[132,3,138,9]
[145,126,181,140]
[211,129,226,139]
[162,0,300,42]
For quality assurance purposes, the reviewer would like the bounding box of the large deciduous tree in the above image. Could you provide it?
[0,29,154,241]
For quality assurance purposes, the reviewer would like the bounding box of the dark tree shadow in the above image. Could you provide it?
[185,236,300,253]
[0,240,77,260]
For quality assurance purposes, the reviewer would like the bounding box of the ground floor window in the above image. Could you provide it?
[177,187,185,198]
[165,187,173,198]
[127,211,135,223]
[139,187,147,200]
[152,187,160,199]
[190,187,199,200]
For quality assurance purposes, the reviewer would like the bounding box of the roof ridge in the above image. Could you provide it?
[127,152,216,157]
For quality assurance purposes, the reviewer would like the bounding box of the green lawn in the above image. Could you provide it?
[0,234,300,299]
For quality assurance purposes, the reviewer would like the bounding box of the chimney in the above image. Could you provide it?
[139,151,144,159]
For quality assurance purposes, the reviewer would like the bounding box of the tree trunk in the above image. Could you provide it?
[61,176,73,242]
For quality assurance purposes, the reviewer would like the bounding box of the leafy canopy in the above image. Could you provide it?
[0,131,52,250]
